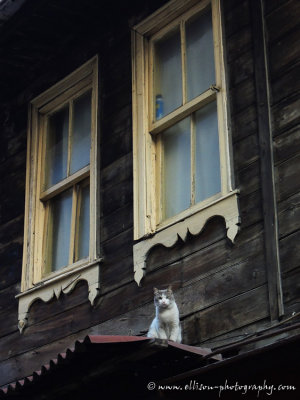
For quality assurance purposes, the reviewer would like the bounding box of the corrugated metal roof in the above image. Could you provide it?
[0,335,221,398]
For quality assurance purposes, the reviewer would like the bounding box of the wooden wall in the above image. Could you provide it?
[0,0,299,387]
[265,0,300,315]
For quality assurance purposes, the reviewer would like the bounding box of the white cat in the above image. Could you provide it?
[147,286,182,343]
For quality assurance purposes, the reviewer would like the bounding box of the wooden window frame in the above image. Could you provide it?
[132,0,240,285]
[17,57,102,333]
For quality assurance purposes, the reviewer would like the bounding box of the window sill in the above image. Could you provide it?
[16,259,102,333]
[133,190,240,286]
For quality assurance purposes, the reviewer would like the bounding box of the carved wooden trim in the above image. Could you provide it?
[16,260,102,333]
[133,191,240,286]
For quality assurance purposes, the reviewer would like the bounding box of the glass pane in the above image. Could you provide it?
[76,183,90,261]
[45,189,72,272]
[154,27,182,120]
[70,91,91,175]
[45,106,69,188]
[162,118,191,219]
[195,101,220,203]
[186,8,215,101]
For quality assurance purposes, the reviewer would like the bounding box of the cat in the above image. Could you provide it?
[147,286,182,343]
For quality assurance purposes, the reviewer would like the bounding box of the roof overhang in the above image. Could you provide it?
[1,333,299,399]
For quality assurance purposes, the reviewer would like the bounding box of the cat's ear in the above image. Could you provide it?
[153,287,159,294]
[167,285,172,292]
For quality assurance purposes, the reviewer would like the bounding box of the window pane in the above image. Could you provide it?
[154,27,182,119]
[76,183,90,261]
[70,91,91,175]
[45,106,69,188]
[45,189,72,272]
[162,118,191,219]
[186,8,215,101]
[195,101,220,202]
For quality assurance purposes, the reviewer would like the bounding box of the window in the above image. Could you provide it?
[132,0,240,285]
[17,57,101,333]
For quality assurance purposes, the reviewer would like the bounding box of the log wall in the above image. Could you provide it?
[0,0,299,386]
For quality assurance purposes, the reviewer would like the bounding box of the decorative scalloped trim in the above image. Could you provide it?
[17,261,101,333]
[133,191,240,286]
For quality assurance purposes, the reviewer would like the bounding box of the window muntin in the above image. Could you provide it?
[132,0,235,242]
[159,99,221,221]
[151,6,215,124]
[185,9,215,101]
[44,188,73,273]
[194,101,220,203]
[132,0,240,286]
[161,117,191,219]
[17,57,100,333]
[149,4,222,225]
[154,27,182,119]
[20,57,99,291]
[45,105,69,188]
[41,89,92,276]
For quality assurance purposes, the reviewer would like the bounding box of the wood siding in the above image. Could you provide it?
[0,0,299,387]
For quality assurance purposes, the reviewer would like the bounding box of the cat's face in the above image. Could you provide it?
[154,287,174,309]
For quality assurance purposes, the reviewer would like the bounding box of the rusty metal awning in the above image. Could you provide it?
[0,335,221,399]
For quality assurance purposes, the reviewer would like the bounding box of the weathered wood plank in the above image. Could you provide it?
[264,0,288,15]
[102,228,133,260]
[0,171,25,225]
[147,217,227,274]
[27,280,89,327]
[224,0,251,38]
[101,228,134,292]
[103,81,132,117]
[230,78,256,114]
[272,96,300,136]
[0,243,23,290]
[251,0,284,319]
[0,284,20,337]
[279,229,300,274]
[278,191,300,239]
[239,190,263,228]
[265,0,300,44]
[101,104,132,143]
[274,125,300,165]
[271,64,300,106]
[0,283,19,314]
[228,49,254,89]
[101,203,133,242]
[101,128,132,170]
[223,0,246,14]
[0,145,26,174]
[231,105,258,143]
[233,133,259,170]
[101,153,132,189]
[236,160,260,197]
[0,311,18,338]
[282,268,300,309]
[182,225,264,284]
[102,178,133,216]
[183,284,269,344]
[200,318,271,349]
[226,26,252,63]
[181,254,266,316]
[0,215,24,250]
[269,28,300,79]
[276,154,300,202]
[101,254,134,293]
